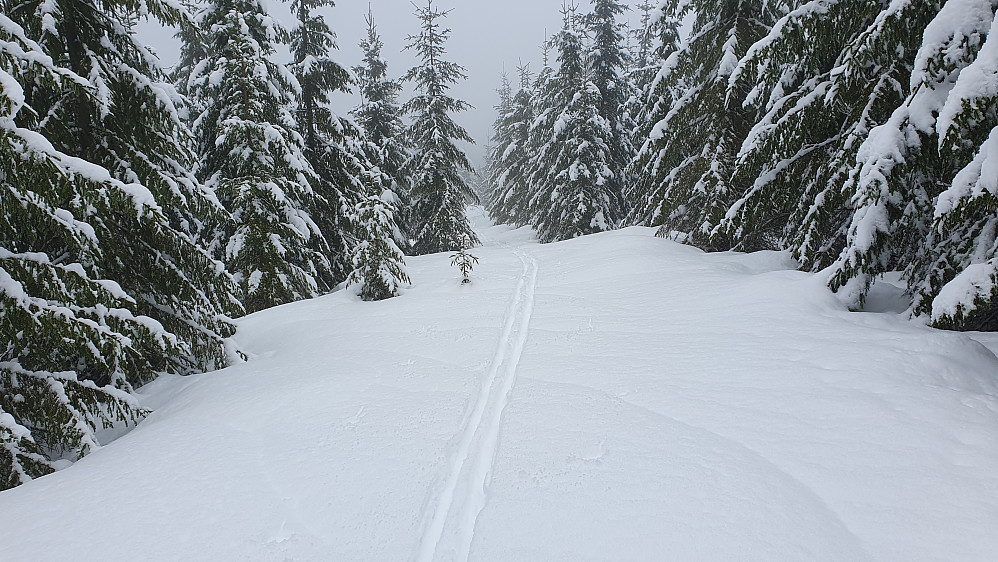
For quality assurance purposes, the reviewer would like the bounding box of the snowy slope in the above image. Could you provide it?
[2,207,997,561]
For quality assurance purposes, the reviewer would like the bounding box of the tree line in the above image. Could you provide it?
[487,0,998,332]
[1,0,474,489]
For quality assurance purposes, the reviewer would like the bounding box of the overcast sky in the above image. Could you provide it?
[141,1,649,168]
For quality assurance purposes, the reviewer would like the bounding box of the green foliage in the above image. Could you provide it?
[2,3,239,487]
[586,0,633,207]
[402,0,480,255]
[190,0,332,313]
[486,72,515,218]
[450,242,479,284]
[290,0,351,156]
[352,8,409,195]
[290,0,380,287]
[719,0,931,267]
[828,0,994,311]
[487,64,535,227]
[916,125,998,329]
[624,0,683,221]
[347,193,410,301]
[524,7,622,242]
[626,0,784,248]
[625,0,998,330]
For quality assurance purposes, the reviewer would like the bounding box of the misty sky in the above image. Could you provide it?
[141,0,650,168]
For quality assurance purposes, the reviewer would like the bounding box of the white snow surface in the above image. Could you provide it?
[2,207,998,561]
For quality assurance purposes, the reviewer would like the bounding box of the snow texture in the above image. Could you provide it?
[932,259,998,319]
[937,8,998,142]
[1,208,997,561]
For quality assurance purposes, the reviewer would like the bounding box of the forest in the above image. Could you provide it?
[2,0,997,495]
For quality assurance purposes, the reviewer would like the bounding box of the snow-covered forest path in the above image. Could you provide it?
[416,237,538,562]
[2,207,998,561]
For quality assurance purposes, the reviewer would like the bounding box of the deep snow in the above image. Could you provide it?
[1,207,997,561]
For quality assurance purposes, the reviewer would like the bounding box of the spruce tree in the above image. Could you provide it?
[526,6,619,242]
[490,38,556,230]
[490,65,534,226]
[518,39,559,227]
[520,22,573,235]
[402,0,479,255]
[1,9,236,488]
[916,8,998,330]
[487,64,535,227]
[450,242,480,284]
[621,1,660,141]
[346,191,410,301]
[8,0,241,360]
[828,1,998,320]
[352,8,408,199]
[628,1,658,86]
[291,0,350,159]
[719,0,936,265]
[290,0,377,286]
[2,23,142,486]
[485,72,515,218]
[625,1,682,220]
[189,0,331,313]
[624,0,785,248]
[585,0,632,217]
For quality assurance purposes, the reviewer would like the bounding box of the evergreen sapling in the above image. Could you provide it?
[450,239,480,284]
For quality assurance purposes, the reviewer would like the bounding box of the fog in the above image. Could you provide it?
[140,0,649,169]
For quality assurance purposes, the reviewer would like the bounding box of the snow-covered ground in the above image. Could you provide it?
[2,207,998,561]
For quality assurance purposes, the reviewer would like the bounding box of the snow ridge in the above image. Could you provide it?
[415,249,539,562]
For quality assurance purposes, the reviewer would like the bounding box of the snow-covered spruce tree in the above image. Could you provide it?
[291,0,350,159]
[402,0,479,255]
[485,73,514,216]
[585,0,632,216]
[625,0,786,249]
[1,13,233,489]
[621,0,667,139]
[190,0,331,313]
[527,7,619,242]
[925,129,998,330]
[917,10,998,330]
[827,0,998,328]
[8,0,241,361]
[171,0,208,98]
[627,1,660,90]
[720,0,936,264]
[515,38,560,227]
[346,191,410,301]
[290,0,378,286]
[352,7,409,201]
[520,21,573,236]
[624,0,683,217]
[487,64,536,227]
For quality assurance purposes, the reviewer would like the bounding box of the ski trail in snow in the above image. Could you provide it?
[415,249,539,562]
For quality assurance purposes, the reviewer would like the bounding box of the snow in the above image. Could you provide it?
[935,125,998,218]
[37,0,59,37]
[247,269,263,292]
[553,115,568,136]
[932,259,998,321]
[0,411,32,442]
[1,208,998,561]
[936,9,998,142]
[0,67,24,120]
[4,124,161,215]
[717,32,741,77]
[907,0,994,134]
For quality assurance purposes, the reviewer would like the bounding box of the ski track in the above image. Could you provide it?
[414,248,539,562]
